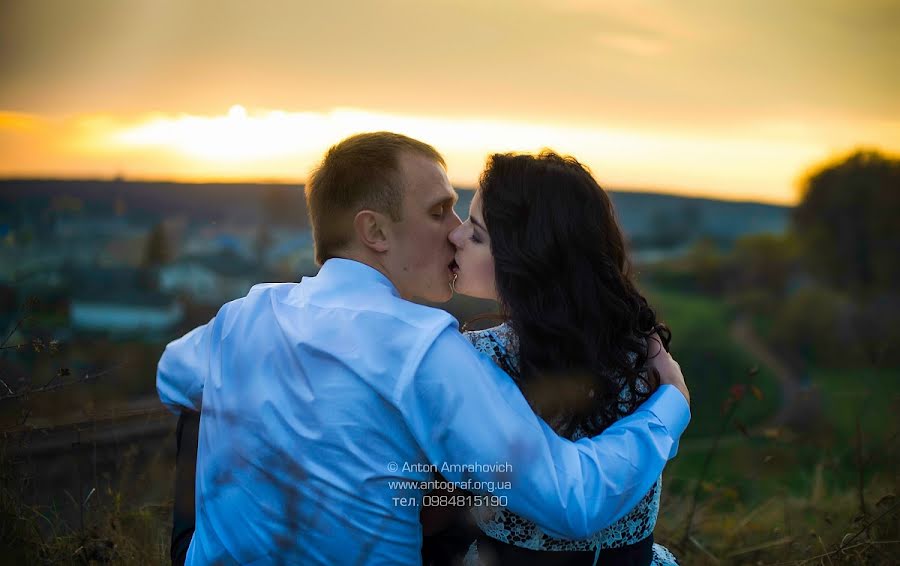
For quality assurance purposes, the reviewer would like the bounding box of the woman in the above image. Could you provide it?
[447,151,679,565]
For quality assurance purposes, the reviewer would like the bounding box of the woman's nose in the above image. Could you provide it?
[448,224,464,248]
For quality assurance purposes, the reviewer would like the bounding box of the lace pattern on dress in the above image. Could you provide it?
[463,323,672,561]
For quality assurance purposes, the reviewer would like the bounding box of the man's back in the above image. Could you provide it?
[160,259,456,564]
[158,259,690,565]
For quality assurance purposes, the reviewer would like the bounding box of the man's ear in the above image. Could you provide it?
[353,210,391,253]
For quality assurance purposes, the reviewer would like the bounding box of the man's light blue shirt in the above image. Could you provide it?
[157,258,690,565]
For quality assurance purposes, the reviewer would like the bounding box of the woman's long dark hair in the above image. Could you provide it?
[479,151,670,437]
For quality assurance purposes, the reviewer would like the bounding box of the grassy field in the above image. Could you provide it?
[642,286,899,563]
[644,287,781,437]
[814,367,898,440]
[3,286,897,564]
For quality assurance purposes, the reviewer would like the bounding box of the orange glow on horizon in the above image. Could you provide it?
[2,106,898,206]
[0,111,43,132]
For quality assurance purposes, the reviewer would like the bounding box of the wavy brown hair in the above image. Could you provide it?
[478,151,670,437]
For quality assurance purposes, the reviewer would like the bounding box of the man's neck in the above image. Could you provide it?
[332,253,407,299]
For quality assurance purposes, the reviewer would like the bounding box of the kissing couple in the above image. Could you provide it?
[158,132,691,565]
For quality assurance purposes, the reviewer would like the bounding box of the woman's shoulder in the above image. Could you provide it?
[463,322,520,377]
[463,322,516,353]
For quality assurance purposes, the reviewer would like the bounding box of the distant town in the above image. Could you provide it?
[1,179,789,339]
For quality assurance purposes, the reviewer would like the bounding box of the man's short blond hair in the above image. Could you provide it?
[305,132,446,265]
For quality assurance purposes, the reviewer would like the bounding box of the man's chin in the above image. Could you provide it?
[428,290,454,304]
[420,285,454,304]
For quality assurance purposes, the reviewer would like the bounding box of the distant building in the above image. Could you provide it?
[160,249,263,306]
[71,299,183,335]
[180,228,256,261]
[67,267,183,335]
[264,231,315,276]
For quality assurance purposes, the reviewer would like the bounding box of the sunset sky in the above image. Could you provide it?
[2,0,898,204]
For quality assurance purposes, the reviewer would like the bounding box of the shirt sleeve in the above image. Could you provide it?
[398,326,690,540]
[156,319,214,414]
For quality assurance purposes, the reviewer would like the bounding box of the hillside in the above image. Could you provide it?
[2,179,789,247]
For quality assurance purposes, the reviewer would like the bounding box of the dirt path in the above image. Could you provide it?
[730,315,822,431]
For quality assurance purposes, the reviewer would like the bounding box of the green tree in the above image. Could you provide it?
[142,221,171,269]
[255,223,273,263]
[730,234,799,295]
[792,150,900,296]
[725,233,799,316]
[770,286,850,367]
[684,237,725,295]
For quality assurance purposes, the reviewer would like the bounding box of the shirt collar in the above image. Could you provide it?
[315,258,401,298]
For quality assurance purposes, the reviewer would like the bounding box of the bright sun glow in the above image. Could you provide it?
[105,105,829,202]
[114,104,334,161]
[7,105,878,203]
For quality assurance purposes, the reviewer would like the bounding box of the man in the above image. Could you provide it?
[158,132,691,565]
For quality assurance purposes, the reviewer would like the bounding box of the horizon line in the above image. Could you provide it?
[0,175,794,207]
